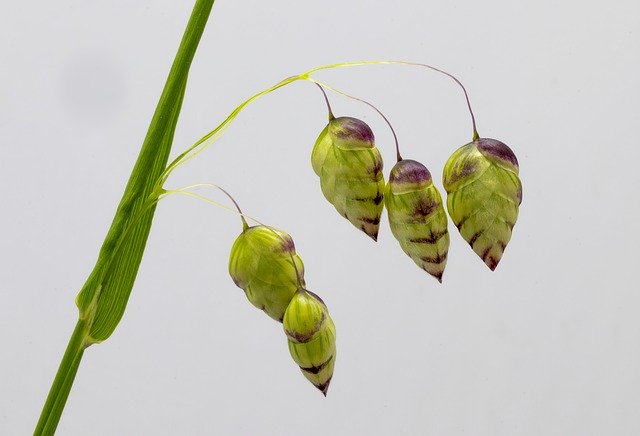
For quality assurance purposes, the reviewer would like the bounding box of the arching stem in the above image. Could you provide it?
[162,186,304,288]
[306,60,480,141]
[314,83,335,120]
[171,183,249,230]
[159,59,482,187]
[156,75,304,189]
[307,78,403,162]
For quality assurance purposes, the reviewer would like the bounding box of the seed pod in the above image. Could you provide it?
[229,225,304,322]
[311,116,385,240]
[385,159,450,282]
[283,290,336,396]
[442,138,522,270]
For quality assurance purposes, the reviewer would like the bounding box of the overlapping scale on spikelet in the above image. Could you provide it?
[283,290,336,396]
[385,159,450,282]
[311,116,385,240]
[228,225,304,322]
[442,138,522,270]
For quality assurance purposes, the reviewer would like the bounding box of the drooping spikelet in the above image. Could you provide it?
[283,290,336,396]
[442,138,522,270]
[228,225,304,322]
[385,159,450,282]
[311,116,385,240]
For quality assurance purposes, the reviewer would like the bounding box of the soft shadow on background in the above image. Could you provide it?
[1,1,639,434]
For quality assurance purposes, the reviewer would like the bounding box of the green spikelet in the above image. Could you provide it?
[311,116,385,240]
[385,159,450,282]
[283,290,336,396]
[228,225,304,322]
[442,138,522,270]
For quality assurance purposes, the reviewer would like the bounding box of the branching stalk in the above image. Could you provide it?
[39,13,482,429]
[161,60,479,183]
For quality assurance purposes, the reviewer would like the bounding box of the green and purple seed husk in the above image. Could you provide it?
[228,225,304,322]
[283,289,336,396]
[311,116,385,241]
[385,159,450,282]
[442,138,522,270]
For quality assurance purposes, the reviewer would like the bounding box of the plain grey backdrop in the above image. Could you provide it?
[1,0,639,434]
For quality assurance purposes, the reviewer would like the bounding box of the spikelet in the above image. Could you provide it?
[385,159,450,282]
[228,225,304,322]
[311,116,385,240]
[442,138,522,270]
[283,290,336,396]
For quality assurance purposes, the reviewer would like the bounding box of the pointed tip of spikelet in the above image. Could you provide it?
[317,377,332,396]
[487,257,500,271]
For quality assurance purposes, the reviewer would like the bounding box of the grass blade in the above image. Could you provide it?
[35,1,216,434]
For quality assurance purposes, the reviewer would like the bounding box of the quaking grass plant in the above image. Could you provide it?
[36,1,523,434]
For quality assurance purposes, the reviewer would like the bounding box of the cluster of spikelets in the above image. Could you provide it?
[312,114,522,279]
[229,224,336,395]
[226,107,521,396]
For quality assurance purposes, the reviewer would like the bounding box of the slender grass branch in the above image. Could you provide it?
[162,186,304,287]
[306,60,479,140]
[160,60,479,184]
[307,77,403,162]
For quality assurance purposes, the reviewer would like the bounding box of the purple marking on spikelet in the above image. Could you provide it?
[389,159,432,185]
[477,138,519,168]
[333,117,374,143]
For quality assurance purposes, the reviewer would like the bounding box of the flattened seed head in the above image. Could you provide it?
[283,290,336,395]
[228,225,304,321]
[385,159,450,282]
[442,138,522,270]
[311,116,385,240]
[283,290,326,343]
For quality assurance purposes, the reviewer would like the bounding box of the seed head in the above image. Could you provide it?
[385,159,450,282]
[228,225,304,321]
[283,290,336,396]
[442,138,522,270]
[311,116,385,241]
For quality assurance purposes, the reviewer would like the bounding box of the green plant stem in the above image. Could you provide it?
[35,1,215,434]
[34,320,88,435]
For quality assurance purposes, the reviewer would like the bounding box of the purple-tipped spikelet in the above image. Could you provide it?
[385,159,450,282]
[442,138,522,270]
[283,290,336,396]
[229,225,304,321]
[311,116,385,240]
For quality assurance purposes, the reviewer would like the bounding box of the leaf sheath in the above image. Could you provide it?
[35,1,216,434]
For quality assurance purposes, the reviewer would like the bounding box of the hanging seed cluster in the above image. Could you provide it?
[385,159,450,282]
[224,75,522,398]
[229,225,304,322]
[229,225,336,395]
[443,138,522,270]
[311,116,385,240]
[311,116,522,278]
[283,290,336,396]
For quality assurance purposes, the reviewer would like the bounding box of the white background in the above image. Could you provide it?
[1,0,639,434]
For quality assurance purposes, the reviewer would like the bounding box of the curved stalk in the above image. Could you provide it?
[308,78,403,162]
[306,60,479,141]
[160,60,480,183]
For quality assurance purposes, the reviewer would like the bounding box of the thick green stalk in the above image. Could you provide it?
[35,1,215,434]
